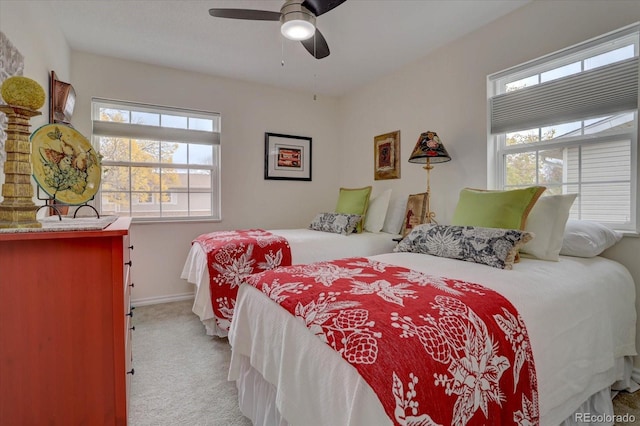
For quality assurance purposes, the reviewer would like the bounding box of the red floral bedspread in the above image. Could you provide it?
[193,229,292,332]
[246,257,539,426]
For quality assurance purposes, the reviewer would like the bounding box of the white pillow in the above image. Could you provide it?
[382,194,408,235]
[559,219,623,258]
[364,189,392,233]
[521,193,577,261]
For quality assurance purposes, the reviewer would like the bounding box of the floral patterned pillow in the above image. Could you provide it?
[309,212,362,235]
[394,224,534,269]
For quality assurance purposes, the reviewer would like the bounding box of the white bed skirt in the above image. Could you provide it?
[233,355,638,426]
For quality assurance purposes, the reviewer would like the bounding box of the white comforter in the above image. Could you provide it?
[181,229,400,336]
[228,252,637,426]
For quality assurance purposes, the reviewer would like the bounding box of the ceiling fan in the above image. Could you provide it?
[208,0,347,59]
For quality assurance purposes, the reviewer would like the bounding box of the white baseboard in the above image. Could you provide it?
[132,292,195,307]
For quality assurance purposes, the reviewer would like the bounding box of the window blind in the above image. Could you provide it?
[490,56,638,134]
[92,120,220,145]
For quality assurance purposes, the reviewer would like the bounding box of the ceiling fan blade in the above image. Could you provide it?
[302,0,347,17]
[301,28,330,59]
[208,8,281,21]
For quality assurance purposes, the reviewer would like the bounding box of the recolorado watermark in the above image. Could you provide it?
[574,412,636,423]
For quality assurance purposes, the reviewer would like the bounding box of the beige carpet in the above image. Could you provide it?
[129,300,251,425]
[613,390,640,426]
[130,300,640,425]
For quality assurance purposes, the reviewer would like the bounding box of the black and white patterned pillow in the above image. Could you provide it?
[394,224,534,269]
[309,212,362,235]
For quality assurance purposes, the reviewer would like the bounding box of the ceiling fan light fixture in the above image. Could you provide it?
[279,1,316,41]
[281,18,315,41]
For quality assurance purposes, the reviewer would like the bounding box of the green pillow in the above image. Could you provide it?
[451,186,546,230]
[335,186,372,233]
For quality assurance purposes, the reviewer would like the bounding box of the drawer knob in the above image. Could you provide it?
[127,368,135,375]
[130,325,136,331]
[130,282,135,288]
[128,245,134,250]
[125,260,132,267]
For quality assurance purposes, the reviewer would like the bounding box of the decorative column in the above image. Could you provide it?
[0,104,41,228]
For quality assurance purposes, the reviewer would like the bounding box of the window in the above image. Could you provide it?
[487,23,639,232]
[91,99,221,221]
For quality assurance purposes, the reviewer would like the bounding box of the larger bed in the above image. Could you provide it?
[181,228,400,336]
[227,250,637,425]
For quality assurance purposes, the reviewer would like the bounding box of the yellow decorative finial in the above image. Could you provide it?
[1,76,46,110]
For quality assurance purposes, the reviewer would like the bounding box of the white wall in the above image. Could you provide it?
[337,0,640,365]
[70,52,343,304]
[338,1,640,218]
[0,1,71,179]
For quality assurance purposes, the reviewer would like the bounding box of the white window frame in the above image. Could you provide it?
[91,98,221,222]
[487,23,639,233]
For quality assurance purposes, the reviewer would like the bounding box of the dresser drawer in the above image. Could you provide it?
[125,323,134,415]
[124,265,132,337]
[123,234,132,296]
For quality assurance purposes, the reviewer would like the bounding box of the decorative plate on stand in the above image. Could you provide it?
[30,124,101,205]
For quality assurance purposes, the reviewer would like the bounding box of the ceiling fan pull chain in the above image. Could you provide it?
[313,73,317,100]
[281,39,285,67]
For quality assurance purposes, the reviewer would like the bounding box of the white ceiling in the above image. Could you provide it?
[41,0,530,97]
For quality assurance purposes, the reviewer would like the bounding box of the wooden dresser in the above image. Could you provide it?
[0,217,133,425]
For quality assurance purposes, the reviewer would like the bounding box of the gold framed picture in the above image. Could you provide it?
[374,130,400,180]
[400,192,428,236]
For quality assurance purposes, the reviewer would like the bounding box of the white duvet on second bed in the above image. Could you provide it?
[181,229,400,336]
[228,252,637,426]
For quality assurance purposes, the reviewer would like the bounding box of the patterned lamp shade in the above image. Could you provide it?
[408,131,451,164]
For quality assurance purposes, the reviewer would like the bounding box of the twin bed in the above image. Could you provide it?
[181,228,400,336]
[181,187,637,425]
